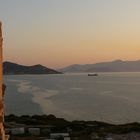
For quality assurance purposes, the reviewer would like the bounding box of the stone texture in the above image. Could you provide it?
[0,22,6,140]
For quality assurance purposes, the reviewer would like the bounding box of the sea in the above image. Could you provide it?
[3,72,140,124]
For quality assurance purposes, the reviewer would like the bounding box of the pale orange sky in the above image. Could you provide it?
[1,0,140,68]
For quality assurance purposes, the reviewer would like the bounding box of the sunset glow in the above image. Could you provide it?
[1,0,140,68]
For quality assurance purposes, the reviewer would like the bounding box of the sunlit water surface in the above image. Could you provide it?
[4,73,140,124]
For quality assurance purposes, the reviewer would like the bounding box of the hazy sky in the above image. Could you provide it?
[1,0,140,68]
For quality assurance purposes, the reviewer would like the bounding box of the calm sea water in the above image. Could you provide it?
[3,73,140,124]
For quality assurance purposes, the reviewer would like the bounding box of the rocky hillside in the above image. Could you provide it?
[3,61,62,75]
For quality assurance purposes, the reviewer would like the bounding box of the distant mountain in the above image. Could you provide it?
[3,61,62,75]
[59,60,140,73]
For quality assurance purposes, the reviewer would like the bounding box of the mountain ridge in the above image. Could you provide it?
[3,61,62,75]
[59,60,140,73]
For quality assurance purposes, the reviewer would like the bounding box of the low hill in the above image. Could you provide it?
[3,61,62,75]
[59,60,140,73]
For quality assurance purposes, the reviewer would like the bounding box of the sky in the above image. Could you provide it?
[0,0,140,68]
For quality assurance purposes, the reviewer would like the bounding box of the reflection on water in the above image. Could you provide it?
[4,73,140,124]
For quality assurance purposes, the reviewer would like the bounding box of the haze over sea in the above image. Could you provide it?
[4,73,140,124]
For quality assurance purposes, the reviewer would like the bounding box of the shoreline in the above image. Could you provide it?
[5,114,140,133]
[5,114,140,140]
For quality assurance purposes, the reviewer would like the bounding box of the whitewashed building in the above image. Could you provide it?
[11,128,25,135]
[28,128,40,136]
[50,133,70,140]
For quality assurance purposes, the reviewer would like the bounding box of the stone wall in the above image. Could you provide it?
[0,22,7,140]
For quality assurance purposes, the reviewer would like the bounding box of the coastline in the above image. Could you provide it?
[5,114,140,140]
